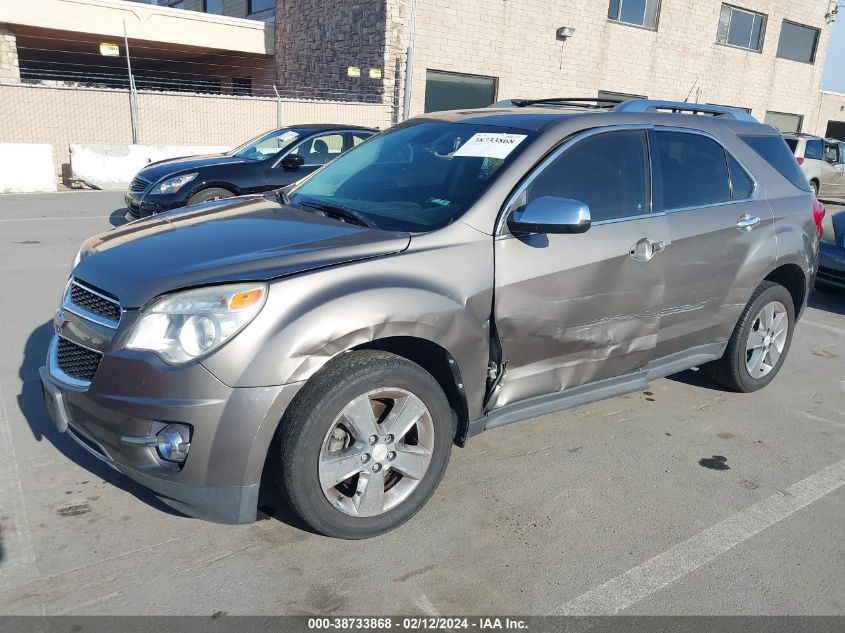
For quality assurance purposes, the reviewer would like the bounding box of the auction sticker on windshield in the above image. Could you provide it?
[453,133,527,159]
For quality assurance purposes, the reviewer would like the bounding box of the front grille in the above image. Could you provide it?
[56,337,102,383]
[818,266,845,283]
[129,176,151,192]
[70,283,121,322]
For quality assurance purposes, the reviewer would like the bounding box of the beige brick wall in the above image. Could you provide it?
[0,24,20,83]
[809,90,845,137]
[400,0,832,124]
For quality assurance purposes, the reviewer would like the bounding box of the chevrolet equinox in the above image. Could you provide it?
[41,99,821,539]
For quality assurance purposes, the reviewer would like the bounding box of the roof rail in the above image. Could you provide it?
[507,97,621,109]
[612,99,758,123]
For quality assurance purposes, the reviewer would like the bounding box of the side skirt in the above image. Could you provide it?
[466,342,727,438]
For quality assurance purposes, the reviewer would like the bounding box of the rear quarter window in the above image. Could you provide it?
[739,135,811,192]
[805,139,824,160]
[785,138,798,153]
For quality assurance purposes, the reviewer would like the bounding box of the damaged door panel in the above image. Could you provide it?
[490,127,669,409]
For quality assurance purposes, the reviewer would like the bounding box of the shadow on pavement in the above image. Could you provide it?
[17,321,314,533]
[109,208,131,227]
[17,321,184,519]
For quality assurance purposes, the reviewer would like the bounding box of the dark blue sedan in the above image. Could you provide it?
[125,124,376,218]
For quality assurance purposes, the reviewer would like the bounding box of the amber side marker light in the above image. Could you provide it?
[229,288,264,310]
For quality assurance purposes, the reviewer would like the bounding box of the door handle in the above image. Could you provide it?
[629,238,667,262]
[736,214,760,231]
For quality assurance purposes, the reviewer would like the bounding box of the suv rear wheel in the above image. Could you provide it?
[706,281,795,392]
[276,350,453,539]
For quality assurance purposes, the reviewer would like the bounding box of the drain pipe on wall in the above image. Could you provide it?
[401,0,418,121]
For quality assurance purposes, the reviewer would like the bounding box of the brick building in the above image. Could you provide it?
[275,0,845,136]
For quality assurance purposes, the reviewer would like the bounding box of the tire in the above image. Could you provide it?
[705,281,795,392]
[810,180,819,197]
[276,350,453,539]
[187,187,234,206]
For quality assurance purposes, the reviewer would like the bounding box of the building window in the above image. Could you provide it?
[607,0,661,30]
[776,20,820,64]
[764,111,803,134]
[248,0,274,14]
[167,1,185,8]
[232,77,252,96]
[597,90,646,106]
[204,0,224,14]
[716,5,766,52]
[424,70,497,113]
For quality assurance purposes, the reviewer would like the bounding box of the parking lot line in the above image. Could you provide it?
[0,216,111,222]
[549,455,845,615]
[801,319,845,336]
[0,382,37,590]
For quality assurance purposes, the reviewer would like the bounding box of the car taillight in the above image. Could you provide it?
[813,199,825,239]
[796,156,805,165]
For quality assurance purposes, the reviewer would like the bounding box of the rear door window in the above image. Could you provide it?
[805,139,823,160]
[654,131,731,210]
[739,135,812,192]
[523,130,649,222]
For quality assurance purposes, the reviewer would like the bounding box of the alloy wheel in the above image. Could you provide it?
[318,388,434,517]
[745,300,788,379]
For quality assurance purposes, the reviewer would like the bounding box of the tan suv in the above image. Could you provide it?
[784,133,845,198]
[41,98,821,538]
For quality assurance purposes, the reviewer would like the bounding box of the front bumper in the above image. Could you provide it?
[125,189,187,218]
[817,241,845,290]
[40,347,302,524]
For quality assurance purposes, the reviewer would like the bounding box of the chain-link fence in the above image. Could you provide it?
[0,30,399,184]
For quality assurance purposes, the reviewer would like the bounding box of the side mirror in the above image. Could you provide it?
[507,196,591,234]
[281,154,305,171]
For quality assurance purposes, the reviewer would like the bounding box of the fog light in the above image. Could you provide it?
[156,424,191,463]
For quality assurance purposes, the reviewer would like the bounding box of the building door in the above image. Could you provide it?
[423,70,497,113]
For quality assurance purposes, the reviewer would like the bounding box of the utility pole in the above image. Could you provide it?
[123,22,140,144]
[401,0,417,121]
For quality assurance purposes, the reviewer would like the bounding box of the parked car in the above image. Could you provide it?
[124,124,376,218]
[43,99,820,539]
[817,206,845,291]
[783,133,845,198]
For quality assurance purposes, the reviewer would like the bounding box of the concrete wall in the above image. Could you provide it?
[127,0,275,23]
[810,91,845,138]
[400,0,833,122]
[0,143,56,193]
[0,0,274,55]
[0,83,393,186]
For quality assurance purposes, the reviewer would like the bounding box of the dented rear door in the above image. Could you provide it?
[491,128,668,409]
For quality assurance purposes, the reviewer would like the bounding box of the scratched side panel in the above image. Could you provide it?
[491,217,667,409]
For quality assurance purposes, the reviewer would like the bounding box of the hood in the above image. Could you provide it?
[139,153,250,182]
[74,196,411,308]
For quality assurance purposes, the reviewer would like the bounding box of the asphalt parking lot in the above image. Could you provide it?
[0,191,844,616]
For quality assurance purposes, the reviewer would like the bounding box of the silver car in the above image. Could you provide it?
[784,133,845,198]
[41,99,820,539]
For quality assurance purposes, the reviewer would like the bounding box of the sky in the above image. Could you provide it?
[823,10,845,92]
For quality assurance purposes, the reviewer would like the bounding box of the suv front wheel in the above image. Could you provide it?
[706,281,795,392]
[276,351,453,539]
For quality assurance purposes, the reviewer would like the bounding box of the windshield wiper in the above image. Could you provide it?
[274,188,291,206]
[298,200,379,230]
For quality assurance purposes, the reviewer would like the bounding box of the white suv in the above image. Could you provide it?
[784,133,845,198]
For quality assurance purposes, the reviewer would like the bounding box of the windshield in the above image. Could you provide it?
[289,121,535,231]
[230,128,305,161]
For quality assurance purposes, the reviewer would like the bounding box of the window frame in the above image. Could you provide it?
[498,125,760,235]
[764,111,804,134]
[776,19,821,64]
[716,4,768,53]
[248,0,275,15]
[499,125,654,235]
[607,0,662,31]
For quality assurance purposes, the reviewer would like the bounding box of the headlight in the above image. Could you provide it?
[126,283,267,364]
[72,245,90,270]
[153,173,198,195]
